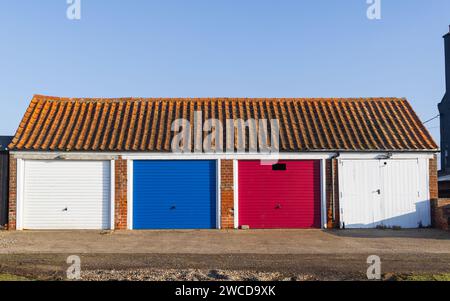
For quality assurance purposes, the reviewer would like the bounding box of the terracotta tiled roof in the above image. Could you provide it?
[9,95,437,152]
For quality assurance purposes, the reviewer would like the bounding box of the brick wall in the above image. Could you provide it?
[427,156,444,229]
[220,160,234,229]
[431,198,450,230]
[114,158,127,230]
[8,157,16,230]
[429,155,439,200]
[326,159,340,228]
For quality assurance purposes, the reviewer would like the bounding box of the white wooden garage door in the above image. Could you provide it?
[339,159,430,229]
[23,160,111,230]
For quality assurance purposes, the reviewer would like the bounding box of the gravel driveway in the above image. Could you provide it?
[0,229,448,280]
[0,229,449,254]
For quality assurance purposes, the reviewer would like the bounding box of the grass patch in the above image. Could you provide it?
[397,273,450,281]
[0,274,30,281]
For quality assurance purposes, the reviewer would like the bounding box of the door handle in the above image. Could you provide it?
[62,207,68,212]
[275,204,282,209]
[170,205,176,210]
[376,189,381,195]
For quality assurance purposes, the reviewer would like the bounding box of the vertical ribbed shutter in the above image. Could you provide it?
[340,159,430,228]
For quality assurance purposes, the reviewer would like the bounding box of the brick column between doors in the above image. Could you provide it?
[429,155,438,200]
[8,157,16,230]
[429,155,440,228]
[431,198,450,230]
[115,158,128,230]
[220,160,234,229]
[326,159,340,229]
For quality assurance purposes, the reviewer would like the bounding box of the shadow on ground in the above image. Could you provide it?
[324,229,450,240]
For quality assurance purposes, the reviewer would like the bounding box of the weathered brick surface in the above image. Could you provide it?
[431,198,450,230]
[220,160,234,229]
[8,157,16,230]
[429,156,445,230]
[326,159,340,228]
[115,158,128,230]
[430,156,439,200]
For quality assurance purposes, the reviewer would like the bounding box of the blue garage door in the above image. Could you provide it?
[133,160,217,229]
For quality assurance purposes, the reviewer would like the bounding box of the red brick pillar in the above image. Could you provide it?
[220,160,235,229]
[114,158,128,230]
[431,199,450,230]
[326,159,340,229]
[429,155,440,228]
[8,157,17,230]
[429,155,439,200]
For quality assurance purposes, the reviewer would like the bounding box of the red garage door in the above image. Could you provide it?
[238,160,321,229]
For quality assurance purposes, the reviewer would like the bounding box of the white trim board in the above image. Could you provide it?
[216,159,221,229]
[123,153,335,160]
[16,159,24,230]
[320,159,327,229]
[233,159,239,229]
[127,159,134,230]
[110,160,115,230]
[337,153,435,160]
[11,151,436,161]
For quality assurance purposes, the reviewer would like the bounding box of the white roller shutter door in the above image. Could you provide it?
[23,160,111,230]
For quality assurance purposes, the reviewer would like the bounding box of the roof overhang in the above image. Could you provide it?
[439,174,450,182]
[9,150,437,161]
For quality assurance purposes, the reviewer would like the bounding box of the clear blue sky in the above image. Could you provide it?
[0,0,449,147]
